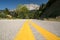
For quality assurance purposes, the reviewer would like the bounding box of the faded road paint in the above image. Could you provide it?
[14,20,35,40]
[30,21,60,40]
[0,19,60,40]
[14,20,60,40]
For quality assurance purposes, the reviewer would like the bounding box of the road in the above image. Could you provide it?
[0,19,60,40]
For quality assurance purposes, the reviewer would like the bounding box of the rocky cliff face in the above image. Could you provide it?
[40,0,60,18]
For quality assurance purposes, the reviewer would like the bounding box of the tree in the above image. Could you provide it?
[36,4,46,19]
[16,5,29,19]
[3,8,13,18]
[4,8,10,15]
[0,12,6,18]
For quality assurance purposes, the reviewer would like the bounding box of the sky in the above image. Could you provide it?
[0,0,48,10]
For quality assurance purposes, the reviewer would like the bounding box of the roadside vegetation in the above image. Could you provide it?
[0,3,47,19]
[0,0,60,21]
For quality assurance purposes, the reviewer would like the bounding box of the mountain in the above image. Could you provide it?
[9,4,40,11]
[24,4,40,10]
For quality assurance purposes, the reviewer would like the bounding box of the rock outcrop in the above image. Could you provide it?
[40,0,60,19]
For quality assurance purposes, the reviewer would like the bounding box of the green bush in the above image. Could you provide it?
[0,12,6,18]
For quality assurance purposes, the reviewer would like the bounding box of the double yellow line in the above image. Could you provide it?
[14,20,60,40]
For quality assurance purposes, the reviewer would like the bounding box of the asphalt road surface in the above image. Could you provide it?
[0,19,60,40]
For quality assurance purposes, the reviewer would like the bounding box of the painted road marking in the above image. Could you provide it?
[30,21,60,40]
[14,20,35,40]
[14,20,60,40]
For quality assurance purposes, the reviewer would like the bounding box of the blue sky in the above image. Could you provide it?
[0,0,48,10]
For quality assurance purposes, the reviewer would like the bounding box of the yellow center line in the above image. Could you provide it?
[14,20,35,40]
[30,21,60,40]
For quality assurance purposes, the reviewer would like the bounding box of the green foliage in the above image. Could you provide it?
[34,11,40,19]
[0,4,47,19]
[16,4,30,19]
[0,12,6,18]
[4,8,10,15]
[28,13,35,19]
[36,3,46,19]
